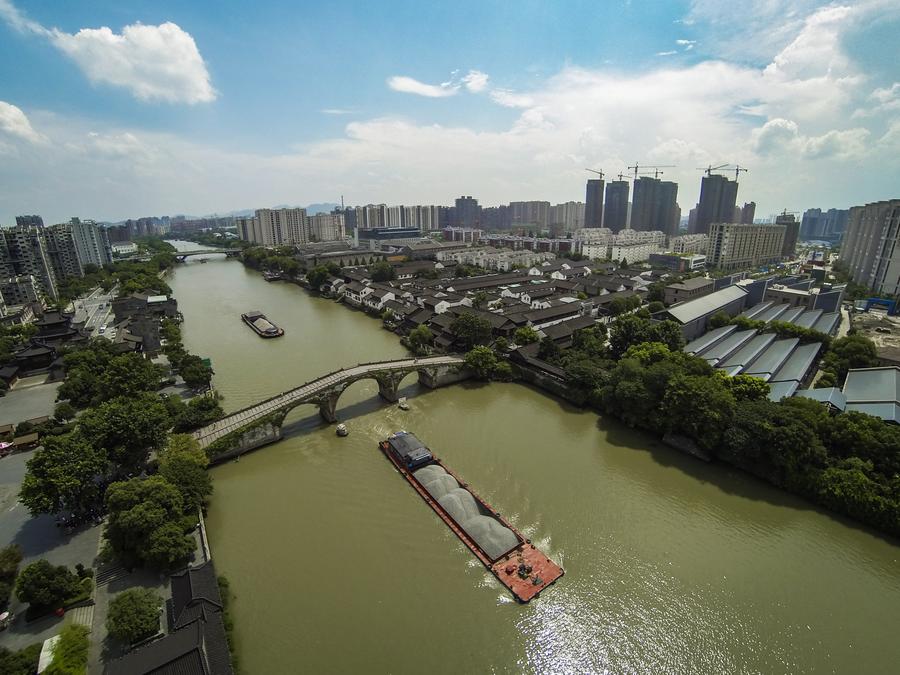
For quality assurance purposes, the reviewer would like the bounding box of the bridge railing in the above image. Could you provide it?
[201,355,465,429]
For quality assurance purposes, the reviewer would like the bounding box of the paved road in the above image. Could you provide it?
[193,355,464,448]
[0,450,102,652]
[72,287,117,338]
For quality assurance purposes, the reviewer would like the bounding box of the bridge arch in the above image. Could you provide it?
[194,355,469,461]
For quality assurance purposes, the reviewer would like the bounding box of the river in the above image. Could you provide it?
[166,242,900,674]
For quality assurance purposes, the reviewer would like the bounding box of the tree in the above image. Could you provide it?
[0,544,23,610]
[406,324,433,356]
[77,394,169,471]
[178,354,213,390]
[449,312,492,349]
[159,435,212,513]
[464,346,499,380]
[471,291,488,309]
[107,588,162,643]
[20,434,107,517]
[563,356,607,391]
[822,335,878,383]
[647,301,665,314]
[609,315,649,358]
[514,326,540,345]
[53,401,77,423]
[15,560,80,608]
[370,261,396,282]
[170,393,224,432]
[96,353,166,403]
[720,373,770,402]
[0,643,42,675]
[708,311,732,329]
[104,477,195,570]
[662,374,736,453]
[537,336,561,362]
[306,265,331,290]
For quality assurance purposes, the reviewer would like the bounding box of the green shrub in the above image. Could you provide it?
[44,624,90,675]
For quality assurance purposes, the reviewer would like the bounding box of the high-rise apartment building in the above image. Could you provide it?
[740,202,756,224]
[0,224,58,299]
[585,179,604,228]
[68,218,112,268]
[706,222,786,271]
[453,196,481,227]
[509,201,550,228]
[631,177,679,236]
[238,208,348,246]
[695,174,739,234]
[841,200,900,297]
[307,213,346,242]
[43,223,83,280]
[603,180,630,233]
[15,215,44,229]
[549,202,585,232]
[253,208,308,246]
[775,212,800,258]
[800,207,849,240]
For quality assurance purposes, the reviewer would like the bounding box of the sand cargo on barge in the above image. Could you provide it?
[241,310,284,338]
[379,431,563,603]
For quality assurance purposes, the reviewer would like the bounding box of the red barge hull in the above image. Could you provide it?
[379,439,564,603]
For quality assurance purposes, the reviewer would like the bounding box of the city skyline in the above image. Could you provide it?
[1,0,899,224]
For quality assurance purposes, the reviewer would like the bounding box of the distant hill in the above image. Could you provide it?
[305,203,341,214]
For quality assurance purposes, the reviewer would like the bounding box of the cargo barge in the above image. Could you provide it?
[379,431,563,603]
[241,310,284,338]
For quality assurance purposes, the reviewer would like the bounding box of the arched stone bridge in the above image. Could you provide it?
[173,249,242,261]
[193,355,468,460]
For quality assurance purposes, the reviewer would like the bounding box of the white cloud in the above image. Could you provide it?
[752,117,869,159]
[0,1,215,104]
[656,50,678,57]
[489,90,534,108]
[388,69,490,97]
[387,75,458,98]
[462,70,489,93]
[321,108,354,115]
[0,101,46,144]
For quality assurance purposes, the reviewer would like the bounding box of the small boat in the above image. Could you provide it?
[336,423,349,437]
[398,397,410,411]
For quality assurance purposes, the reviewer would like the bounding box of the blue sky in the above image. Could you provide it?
[0,0,898,223]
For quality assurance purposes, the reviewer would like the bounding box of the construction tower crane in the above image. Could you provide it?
[627,163,674,179]
[732,165,749,181]
[585,168,605,179]
[696,163,729,176]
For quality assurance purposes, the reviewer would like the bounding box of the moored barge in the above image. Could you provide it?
[379,431,563,603]
[241,310,284,338]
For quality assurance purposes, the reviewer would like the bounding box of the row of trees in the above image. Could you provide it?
[533,313,899,536]
[242,246,300,276]
[161,319,215,391]
[55,251,175,309]
[102,434,211,570]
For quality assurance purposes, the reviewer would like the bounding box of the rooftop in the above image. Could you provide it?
[665,285,748,324]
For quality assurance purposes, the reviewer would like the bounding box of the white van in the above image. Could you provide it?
[99,325,107,334]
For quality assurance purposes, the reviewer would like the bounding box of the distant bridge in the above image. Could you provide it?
[173,249,242,261]
[193,355,468,460]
